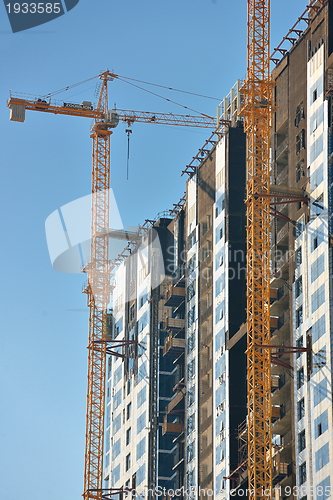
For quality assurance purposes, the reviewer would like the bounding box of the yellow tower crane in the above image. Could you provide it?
[8,74,229,500]
[241,1,273,498]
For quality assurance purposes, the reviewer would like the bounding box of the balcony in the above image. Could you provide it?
[272,399,291,434]
[167,390,185,414]
[282,430,292,448]
[163,335,186,357]
[273,462,288,485]
[275,136,288,159]
[275,165,289,186]
[162,416,183,436]
[271,284,289,312]
[271,375,279,392]
[164,317,185,332]
[272,406,281,421]
[276,223,289,247]
[164,282,185,307]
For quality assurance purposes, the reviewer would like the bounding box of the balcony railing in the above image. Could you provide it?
[162,416,183,436]
[163,335,186,357]
[164,317,185,332]
[167,390,185,414]
[164,282,185,307]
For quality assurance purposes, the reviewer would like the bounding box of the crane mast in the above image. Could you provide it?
[83,71,113,500]
[241,1,273,498]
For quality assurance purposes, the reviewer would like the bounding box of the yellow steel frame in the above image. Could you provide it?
[241,1,273,498]
[83,72,113,500]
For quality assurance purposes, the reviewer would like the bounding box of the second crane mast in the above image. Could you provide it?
[241,1,273,498]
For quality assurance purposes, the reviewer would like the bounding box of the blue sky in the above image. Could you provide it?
[0,1,309,499]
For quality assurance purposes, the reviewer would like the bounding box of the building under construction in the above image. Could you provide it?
[104,1,333,498]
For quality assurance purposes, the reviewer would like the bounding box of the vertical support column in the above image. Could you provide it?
[84,74,112,500]
[241,1,273,498]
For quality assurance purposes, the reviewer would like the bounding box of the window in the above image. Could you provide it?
[296,247,302,266]
[313,315,325,342]
[136,463,146,486]
[187,359,195,379]
[310,163,324,191]
[127,379,131,395]
[315,443,329,471]
[298,430,306,452]
[113,366,122,386]
[187,414,195,435]
[129,304,135,321]
[114,317,123,338]
[314,379,327,406]
[187,278,195,301]
[187,306,196,327]
[113,389,122,410]
[314,410,328,438]
[136,436,146,460]
[187,386,195,406]
[113,413,121,435]
[311,254,325,282]
[298,398,305,420]
[216,249,224,270]
[297,367,305,389]
[296,336,303,359]
[316,477,330,500]
[139,311,149,332]
[310,135,324,163]
[311,193,324,218]
[137,386,146,408]
[299,462,307,484]
[313,346,326,374]
[295,219,304,238]
[295,102,305,127]
[188,254,196,273]
[215,274,225,297]
[216,222,224,243]
[187,229,196,249]
[313,88,318,102]
[126,427,131,446]
[296,161,305,182]
[295,277,303,298]
[126,402,132,420]
[311,284,325,313]
[296,307,303,328]
[215,195,225,217]
[215,302,224,324]
[111,464,120,486]
[311,224,325,251]
[187,442,195,463]
[137,411,146,434]
[112,438,121,460]
[125,453,131,471]
[296,129,306,154]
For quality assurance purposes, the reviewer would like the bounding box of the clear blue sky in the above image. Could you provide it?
[0,1,308,499]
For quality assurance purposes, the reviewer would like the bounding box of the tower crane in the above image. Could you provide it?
[241,1,273,498]
[8,72,229,500]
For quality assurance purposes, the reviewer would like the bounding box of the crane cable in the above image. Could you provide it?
[115,76,214,119]
[114,74,223,101]
[40,74,100,98]
[125,129,132,180]
[39,72,219,119]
